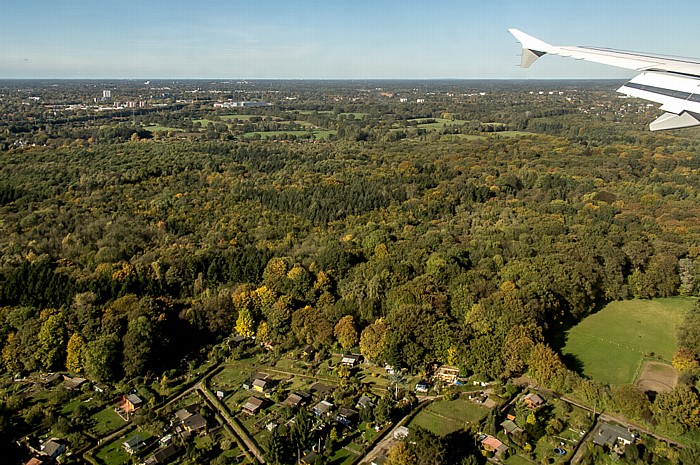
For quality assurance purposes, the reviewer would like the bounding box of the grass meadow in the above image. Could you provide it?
[408,397,489,436]
[562,297,694,385]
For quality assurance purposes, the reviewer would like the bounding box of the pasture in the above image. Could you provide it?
[562,298,693,385]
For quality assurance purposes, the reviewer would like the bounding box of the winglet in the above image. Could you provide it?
[509,29,553,68]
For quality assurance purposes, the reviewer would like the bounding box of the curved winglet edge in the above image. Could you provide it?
[509,29,553,68]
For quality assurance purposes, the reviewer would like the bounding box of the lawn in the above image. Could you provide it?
[409,398,489,436]
[90,407,125,435]
[142,124,184,132]
[562,297,694,385]
[94,438,131,465]
[94,430,151,465]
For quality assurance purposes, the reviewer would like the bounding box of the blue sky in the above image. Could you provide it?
[1,0,698,79]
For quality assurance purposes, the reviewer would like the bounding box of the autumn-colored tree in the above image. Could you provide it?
[386,442,416,465]
[672,347,700,374]
[527,343,565,386]
[66,333,86,373]
[334,315,358,349]
[235,307,255,338]
[359,318,389,363]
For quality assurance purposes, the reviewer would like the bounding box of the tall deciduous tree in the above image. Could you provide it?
[334,315,358,349]
[66,333,86,373]
[360,318,389,363]
[235,307,255,338]
[36,312,67,370]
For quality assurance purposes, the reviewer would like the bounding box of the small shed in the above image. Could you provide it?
[123,434,146,454]
[313,400,334,416]
[242,397,264,415]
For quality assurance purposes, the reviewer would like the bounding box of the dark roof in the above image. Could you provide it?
[174,408,193,421]
[124,434,145,448]
[338,407,359,418]
[64,377,87,389]
[183,413,207,431]
[314,400,334,414]
[302,450,319,464]
[126,394,143,405]
[146,445,179,465]
[594,423,636,446]
[284,393,303,407]
[356,395,374,409]
[310,382,333,394]
[41,440,64,456]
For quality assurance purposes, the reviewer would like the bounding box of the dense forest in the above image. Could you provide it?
[1,81,700,463]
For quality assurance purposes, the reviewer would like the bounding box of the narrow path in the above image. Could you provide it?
[198,382,266,464]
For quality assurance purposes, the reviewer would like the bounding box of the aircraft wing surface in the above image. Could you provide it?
[509,29,700,130]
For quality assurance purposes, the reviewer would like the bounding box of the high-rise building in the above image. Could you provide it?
[102,90,111,100]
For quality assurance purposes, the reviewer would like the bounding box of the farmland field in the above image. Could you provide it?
[562,298,694,385]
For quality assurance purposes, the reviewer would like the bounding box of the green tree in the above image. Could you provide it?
[123,315,155,378]
[36,312,67,370]
[84,333,121,382]
[653,384,700,434]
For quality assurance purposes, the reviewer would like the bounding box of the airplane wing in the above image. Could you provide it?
[509,29,700,130]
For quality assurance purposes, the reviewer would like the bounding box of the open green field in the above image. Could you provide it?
[142,124,184,132]
[243,130,336,140]
[408,398,488,436]
[562,297,694,385]
[90,407,124,435]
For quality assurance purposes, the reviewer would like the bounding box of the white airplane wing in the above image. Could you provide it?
[509,29,700,130]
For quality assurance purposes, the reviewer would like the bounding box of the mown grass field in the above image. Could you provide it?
[408,397,488,436]
[562,297,694,385]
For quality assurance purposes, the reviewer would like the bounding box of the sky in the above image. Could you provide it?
[1,0,698,80]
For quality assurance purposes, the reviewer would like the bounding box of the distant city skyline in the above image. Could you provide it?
[1,1,698,80]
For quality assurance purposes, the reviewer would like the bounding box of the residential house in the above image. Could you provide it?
[24,458,45,465]
[356,395,374,410]
[242,397,265,415]
[40,439,65,459]
[593,423,636,448]
[252,378,270,394]
[123,434,146,454]
[501,420,523,435]
[434,365,460,384]
[505,406,516,421]
[341,354,362,367]
[183,414,207,434]
[284,392,310,408]
[313,400,334,417]
[336,407,359,427]
[301,451,319,465]
[118,394,143,415]
[394,426,410,440]
[310,382,334,396]
[522,393,545,409]
[41,373,62,386]
[63,376,87,390]
[481,435,508,457]
[144,445,179,465]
